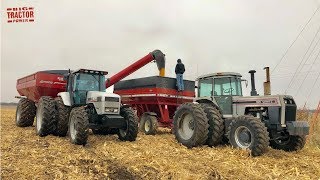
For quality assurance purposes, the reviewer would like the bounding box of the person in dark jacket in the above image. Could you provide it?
[175,59,185,91]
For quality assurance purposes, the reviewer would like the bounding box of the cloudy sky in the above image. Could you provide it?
[1,0,320,108]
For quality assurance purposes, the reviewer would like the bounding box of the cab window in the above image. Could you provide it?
[214,77,242,96]
[199,78,213,97]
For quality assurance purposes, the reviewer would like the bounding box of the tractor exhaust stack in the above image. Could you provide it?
[248,70,258,96]
[263,67,271,95]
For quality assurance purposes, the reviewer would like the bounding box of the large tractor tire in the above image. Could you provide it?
[15,98,36,127]
[118,107,138,141]
[53,97,70,137]
[200,103,224,147]
[68,107,89,145]
[173,103,209,148]
[227,116,269,157]
[139,114,158,135]
[35,96,56,137]
[270,135,306,151]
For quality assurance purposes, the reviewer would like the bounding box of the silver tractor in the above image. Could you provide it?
[173,69,309,156]
[35,69,138,145]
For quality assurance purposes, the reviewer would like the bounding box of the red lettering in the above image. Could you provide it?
[30,11,34,18]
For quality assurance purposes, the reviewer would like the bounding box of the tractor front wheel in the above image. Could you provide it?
[173,103,209,148]
[16,98,36,127]
[228,116,269,157]
[139,114,158,135]
[117,107,138,141]
[35,96,56,137]
[270,135,306,151]
[68,107,89,145]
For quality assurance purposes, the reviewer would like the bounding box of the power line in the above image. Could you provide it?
[272,5,320,74]
[306,71,320,105]
[284,25,320,93]
[295,48,320,96]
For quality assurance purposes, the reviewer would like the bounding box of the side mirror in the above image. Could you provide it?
[242,79,248,88]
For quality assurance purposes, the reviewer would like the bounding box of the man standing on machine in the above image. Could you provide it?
[175,59,185,91]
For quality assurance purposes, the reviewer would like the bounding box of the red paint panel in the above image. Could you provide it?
[16,72,66,102]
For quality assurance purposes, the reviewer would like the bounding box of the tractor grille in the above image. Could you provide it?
[105,97,119,102]
[284,98,296,122]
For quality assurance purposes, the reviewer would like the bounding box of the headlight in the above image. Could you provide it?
[105,107,119,113]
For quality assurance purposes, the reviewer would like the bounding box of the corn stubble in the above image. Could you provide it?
[1,107,320,179]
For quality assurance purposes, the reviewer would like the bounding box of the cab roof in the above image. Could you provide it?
[73,68,108,75]
[196,72,242,80]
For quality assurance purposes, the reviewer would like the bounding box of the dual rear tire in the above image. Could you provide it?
[173,103,270,156]
[35,96,57,137]
[173,103,209,148]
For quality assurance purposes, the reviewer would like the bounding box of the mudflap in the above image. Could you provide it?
[286,121,309,136]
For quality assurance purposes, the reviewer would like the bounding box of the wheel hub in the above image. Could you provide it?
[234,126,252,148]
[144,119,151,132]
[36,107,43,132]
[239,131,250,142]
[16,107,21,123]
[70,119,77,140]
[177,113,195,140]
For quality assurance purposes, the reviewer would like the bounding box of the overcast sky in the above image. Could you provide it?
[1,0,320,108]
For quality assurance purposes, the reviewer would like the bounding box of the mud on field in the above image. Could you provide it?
[1,107,320,179]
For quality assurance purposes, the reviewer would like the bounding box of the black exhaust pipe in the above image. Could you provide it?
[249,70,258,96]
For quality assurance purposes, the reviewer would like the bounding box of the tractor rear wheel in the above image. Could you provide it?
[173,103,209,148]
[227,116,269,157]
[16,98,36,127]
[53,97,70,137]
[200,103,224,146]
[270,135,306,151]
[139,114,158,135]
[118,107,138,141]
[68,107,89,145]
[35,96,56,137]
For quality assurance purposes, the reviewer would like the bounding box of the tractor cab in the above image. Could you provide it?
[196,72,243,115]
[66,69,108,105]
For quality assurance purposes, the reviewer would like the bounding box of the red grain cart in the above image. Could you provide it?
[114,76,195,134]
[16,70,67,102]
[15,70,67,127]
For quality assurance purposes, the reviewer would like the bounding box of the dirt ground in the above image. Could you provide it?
[1,107,320,179]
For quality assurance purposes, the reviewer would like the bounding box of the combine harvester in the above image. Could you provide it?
[15,50,166,145]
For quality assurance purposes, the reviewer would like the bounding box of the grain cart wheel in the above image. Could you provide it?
[173,103,209,148]
[270,135,306,151]
[35,96,56,137]
[118,107,138,141]
[68,107,89,145]
[228,116,269,156]
[200,104,224,146]
[53,97,70,137]
[139,114,158,135]
[16,98,36,127]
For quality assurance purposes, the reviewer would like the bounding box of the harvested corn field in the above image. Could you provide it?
[1,107,320,179]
